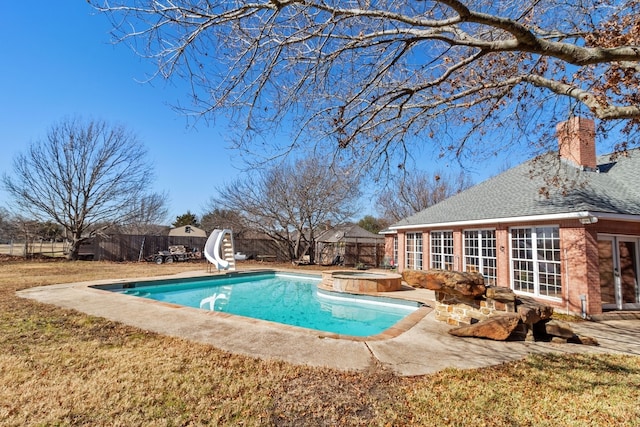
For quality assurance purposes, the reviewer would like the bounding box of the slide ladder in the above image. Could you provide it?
[204,229,236,271]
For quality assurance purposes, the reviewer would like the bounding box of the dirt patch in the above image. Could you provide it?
[269,362,406,426]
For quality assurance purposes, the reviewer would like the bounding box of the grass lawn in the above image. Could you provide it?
[1,257,639,426]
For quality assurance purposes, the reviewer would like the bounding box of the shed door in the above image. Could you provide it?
[598,236,640,310]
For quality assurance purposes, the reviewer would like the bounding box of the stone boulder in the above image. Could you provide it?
[516,295,554,324]
[410,268,598,346]
[403,269,486,298]
[568,335,600,346]
[535,319,600,346]
[448,313,521,341]
[541,319,575,339]
[450,314,600,345]
[485,286,516,303]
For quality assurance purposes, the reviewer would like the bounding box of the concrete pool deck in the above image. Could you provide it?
[17,269,640,377]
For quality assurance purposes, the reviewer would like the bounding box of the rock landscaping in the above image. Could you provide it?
[402,269,598,345]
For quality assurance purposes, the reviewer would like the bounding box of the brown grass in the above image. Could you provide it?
[1,257,639,426]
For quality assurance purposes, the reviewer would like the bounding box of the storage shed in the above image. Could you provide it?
[168,225,207,238]
[316,224,385,267]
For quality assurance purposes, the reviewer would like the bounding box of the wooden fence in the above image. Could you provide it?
[2,234,383,266]
[77,234,206,261]
[76,234,286,262]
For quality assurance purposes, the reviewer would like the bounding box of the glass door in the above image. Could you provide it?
[598,238,616,310]
[598,236,640,310]
[618,238,640,308]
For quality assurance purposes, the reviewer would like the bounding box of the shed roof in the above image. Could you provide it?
[317,224,384,243]
[168,225,208,237]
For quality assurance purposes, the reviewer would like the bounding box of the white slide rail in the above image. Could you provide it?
[204,229,235,271]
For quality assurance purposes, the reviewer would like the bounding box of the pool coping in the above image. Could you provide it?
[17,268,640,376]
[86,268,434,342]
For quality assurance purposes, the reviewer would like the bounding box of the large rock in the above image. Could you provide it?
[516,295,554,324]
[541,319,575,339]
[536,320,599,346]
[403,269,486,298]
[568,335,600,346]
[485,286,516,303]
[448,313,521,341]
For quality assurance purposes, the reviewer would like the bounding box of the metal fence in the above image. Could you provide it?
[0,241,68,257]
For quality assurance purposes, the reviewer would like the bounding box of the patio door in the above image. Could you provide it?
[598,236,640,310]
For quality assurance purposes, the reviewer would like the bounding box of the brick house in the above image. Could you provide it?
[385,117,640,316]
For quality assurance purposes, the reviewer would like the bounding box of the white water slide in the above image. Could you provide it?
[203,229,236,271]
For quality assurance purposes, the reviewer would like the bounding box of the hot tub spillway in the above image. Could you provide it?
[320,271,402,293]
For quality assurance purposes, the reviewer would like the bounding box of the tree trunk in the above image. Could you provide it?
[66,235,82,260]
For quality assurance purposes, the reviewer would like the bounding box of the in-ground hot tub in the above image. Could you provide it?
[321,270,403,293]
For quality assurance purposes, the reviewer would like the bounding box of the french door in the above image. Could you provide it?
[598,236,640,310]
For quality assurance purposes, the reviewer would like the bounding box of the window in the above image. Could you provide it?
[405,233,423,270]
[431,231,454,270]
[393,235,398,266]
[463,229,497,286]
[510,226,561,299]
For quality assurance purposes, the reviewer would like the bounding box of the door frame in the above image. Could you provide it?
[598,234,640,311]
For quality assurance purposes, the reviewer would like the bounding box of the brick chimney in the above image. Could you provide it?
[556,117,597,170]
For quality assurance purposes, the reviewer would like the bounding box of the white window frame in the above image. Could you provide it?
[405,232,423,270]
[510,226,562,300]
[393,235,398,266]
[431,230,454,270]
[463,229,497,286]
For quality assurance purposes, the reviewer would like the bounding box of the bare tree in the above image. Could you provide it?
[211,156,360,262]
[377,170,472,222]
[11,216,41,258]
[2,117,161,260]
[91,0,640,173]
[200,208,248,237]
[357,215,391,234]
[0,207,19,244]
[119,192,169,234]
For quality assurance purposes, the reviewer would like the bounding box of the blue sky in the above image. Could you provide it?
[0,2,524,225]
[0,2,245,223]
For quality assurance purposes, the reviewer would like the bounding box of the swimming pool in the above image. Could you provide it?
[99,271,420,337]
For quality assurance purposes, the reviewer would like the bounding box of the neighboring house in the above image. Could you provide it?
[316,224,385,266]
[167,225,208,253]
[168,225,208,238]
[385,117,640,316]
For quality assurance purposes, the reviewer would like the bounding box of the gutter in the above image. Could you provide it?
[389,211,640,231]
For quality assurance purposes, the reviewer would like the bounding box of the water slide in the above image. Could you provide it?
[204,229,236,271]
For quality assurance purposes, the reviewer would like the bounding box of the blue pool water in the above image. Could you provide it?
[108,272,419,337]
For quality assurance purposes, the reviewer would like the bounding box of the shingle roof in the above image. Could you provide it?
[392,149,640,228]
[316,224,384,243]
[168,225,208,237]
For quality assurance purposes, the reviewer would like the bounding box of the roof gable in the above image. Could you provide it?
[168,225,208,237]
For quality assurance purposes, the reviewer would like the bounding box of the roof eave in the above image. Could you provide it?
[390,211,640,230]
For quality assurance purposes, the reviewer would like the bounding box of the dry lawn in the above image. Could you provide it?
[1,257,639,426]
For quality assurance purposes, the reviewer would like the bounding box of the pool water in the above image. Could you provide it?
[113,272,419,337]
